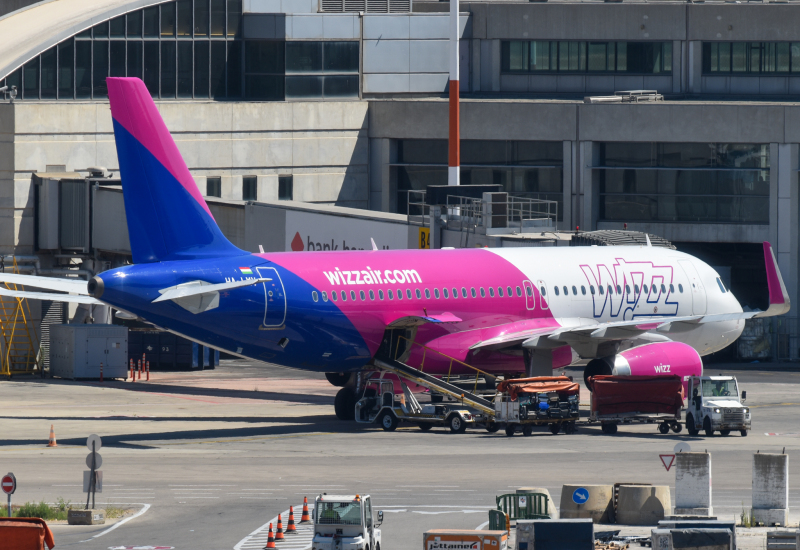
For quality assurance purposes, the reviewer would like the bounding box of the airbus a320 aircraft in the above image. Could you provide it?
[0,77,790,419]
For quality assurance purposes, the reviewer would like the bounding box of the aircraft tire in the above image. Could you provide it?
[686,414,699,436]
[325,372,352,387]
[380,411,398,431]
[334,387,356,420]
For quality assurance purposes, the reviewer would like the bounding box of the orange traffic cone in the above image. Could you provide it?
[47,424,57,447]
[301,497,311,523]
[275,514,284,540]
[286,506,297,534]
[264,523,276,549]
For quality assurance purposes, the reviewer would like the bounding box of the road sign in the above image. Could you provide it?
[518,495,527,507]
[572,487,589,504]
[86,453,103,469]
[86,434,102,451]
[660,454,676,471]
[1,473,15,495]
[674,442,691,454]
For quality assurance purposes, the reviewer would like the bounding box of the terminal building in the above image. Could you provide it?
[0,0,798,363]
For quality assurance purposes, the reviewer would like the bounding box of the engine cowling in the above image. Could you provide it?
[584,342,703,395]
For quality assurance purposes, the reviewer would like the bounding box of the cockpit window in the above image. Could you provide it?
[716,277,727,293]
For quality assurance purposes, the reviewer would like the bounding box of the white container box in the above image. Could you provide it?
[50,324,128,379]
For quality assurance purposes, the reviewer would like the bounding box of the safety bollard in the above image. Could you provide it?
[129,358,134,382]
[100,362,103,383]
[146,361,150,381]
[138,360,142,380]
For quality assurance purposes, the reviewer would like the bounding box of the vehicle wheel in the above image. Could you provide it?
[419,423,432,432]
[549,423,561,435]
[740,429,748,437]
[522,425,533,437]
[672,423,683,434]
[449,414,467,434]
[485,422,500,433]
[505,424,516,437]
[659,422,670,435]
[564,421,577,434]
[334,387,356,420]
[703,417,714,437]
[686,414,698,436]
[720,429,731,436]
[325,372,352,387]
[380,412,398,431]
[601,423,618,435]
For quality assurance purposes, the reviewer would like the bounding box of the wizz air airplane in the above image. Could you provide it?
[0,78,790,419]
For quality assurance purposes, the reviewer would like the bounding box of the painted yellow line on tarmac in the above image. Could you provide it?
[748,402,800,408]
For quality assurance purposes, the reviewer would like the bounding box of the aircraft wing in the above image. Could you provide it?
[0,287,104,304]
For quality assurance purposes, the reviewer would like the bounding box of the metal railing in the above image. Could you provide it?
[496,493,550,521]
[488,509,509,531]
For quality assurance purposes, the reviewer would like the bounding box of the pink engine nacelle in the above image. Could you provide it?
[610,342,703,396]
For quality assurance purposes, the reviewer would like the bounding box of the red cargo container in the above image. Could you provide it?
[588,375,684,435]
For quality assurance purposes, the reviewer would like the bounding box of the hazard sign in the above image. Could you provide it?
[659,454,676,471]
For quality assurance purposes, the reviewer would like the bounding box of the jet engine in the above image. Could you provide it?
[583,341,703,394]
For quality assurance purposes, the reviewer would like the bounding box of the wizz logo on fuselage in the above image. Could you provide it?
[580,258,679,320]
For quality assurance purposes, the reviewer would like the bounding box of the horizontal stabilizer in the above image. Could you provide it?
[0,273,90,294]
[154,278,270,303]
[0,287,103,305]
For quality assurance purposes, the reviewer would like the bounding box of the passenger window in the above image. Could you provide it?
[634,285,639,294]
[661,284,666,293]
[590,285,595,295]
[406,289,412,299]
[616,285,622,294]
[415,289,421,299]
[359,290,365,301]
[332,291,338,301]
[625,285,631,294]
[470,288,477,298]
[669,284,674,293]
[322,291,328,302]
[480,287,486,298]
[369,290,375,300]
[516,286,522,297]
[581,286,586,296]
[598,285,604,295]
[341,291,347,301]
[453,288,458,298]
[396,289,403,300]
[554,286,560,296]
[679,284,684,293]
[378,289,384,300]
[652,284,657,293]
[433,288,439,299]
[425,289,431,299]
[388,289,393,299]
[563,286,568,296]
[507,286,513,296]
[498,287,504,297]
[443,288,449,298]
[312,291,318,302]
[462,287,467,298]
[488,287,494,297]
[539,286,545,297]
[572,285,577,295]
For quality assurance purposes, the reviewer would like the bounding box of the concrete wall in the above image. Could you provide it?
[0,100,369,254]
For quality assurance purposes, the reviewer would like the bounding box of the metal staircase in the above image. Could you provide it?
[0,257,40,377]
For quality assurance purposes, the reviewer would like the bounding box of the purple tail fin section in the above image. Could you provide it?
[759,242,791,317]
[107,77,243,263]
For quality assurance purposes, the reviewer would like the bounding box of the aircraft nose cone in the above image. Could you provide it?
[88,276,104,298]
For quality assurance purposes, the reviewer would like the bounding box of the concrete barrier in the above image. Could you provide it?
[616,485,671,525]
[559,484,615,524]
[658,520,735,548]
[651,528,732,550]
[517,487,559,520]
[515,518,593,550]
[674,452,712,516]
[752,453,789,527]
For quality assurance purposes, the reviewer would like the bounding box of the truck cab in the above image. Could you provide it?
[311,494,382,550]
[685,375,751,437]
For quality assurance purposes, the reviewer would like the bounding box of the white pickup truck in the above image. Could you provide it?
[311,494,382,550]
[685,375,751,437]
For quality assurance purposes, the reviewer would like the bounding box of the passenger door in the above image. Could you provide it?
[678,260,707,315]
[256,266,287,329]
[535,280,549,311]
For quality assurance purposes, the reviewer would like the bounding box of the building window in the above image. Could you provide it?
[242,176,257,200]
[278,175,293,200]
[207,176,222,197]
[285,41,359,99]
[2,0,245,100]
[703,42,800,74]
[596,142,769,225]
[244,40,284,100]
[501,41,672,75]
[394,139,563,218]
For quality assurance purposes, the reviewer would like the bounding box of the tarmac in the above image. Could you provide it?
[0,360,799,550]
